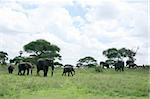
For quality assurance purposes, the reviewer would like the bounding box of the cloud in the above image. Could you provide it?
[0,0,148,65]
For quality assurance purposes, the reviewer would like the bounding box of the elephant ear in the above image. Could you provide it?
[19,62,25,65]
[38,58,45,61]
[26,62,32,67]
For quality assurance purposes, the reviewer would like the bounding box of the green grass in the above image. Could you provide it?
[0,66,149,99]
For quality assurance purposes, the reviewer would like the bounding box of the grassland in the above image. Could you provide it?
[0,65,149,99]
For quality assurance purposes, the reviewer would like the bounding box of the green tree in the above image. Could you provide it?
[103,48,137,63]
[54,62,63,67]
[23,39,61,60]
[77,56,97,68]
[105,59,116,65]
[125,49,136,62]
[103,48,119,60]
[10,56,25,65]
[118,48,136,62]
[0,51,8,64]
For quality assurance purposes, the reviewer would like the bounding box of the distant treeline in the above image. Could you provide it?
[0,39,147,68]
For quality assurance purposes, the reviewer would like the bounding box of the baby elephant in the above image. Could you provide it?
[18,62,33,75]
[62,64,75,76]
[8,65,15,74]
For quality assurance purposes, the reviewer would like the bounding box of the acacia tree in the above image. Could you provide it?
[0,51,8,64]
[77,56,97,68]
[23,39,61,61]
[10,56,24,64]
[125,49,136,62]
[105,59,116,66]
[103,48,119,61]
[103,48,136,64]
[54,62,63,67]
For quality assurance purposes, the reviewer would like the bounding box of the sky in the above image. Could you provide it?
[0,0,149,65]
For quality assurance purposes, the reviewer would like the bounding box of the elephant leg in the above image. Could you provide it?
[9,70,11,74]
[18,70,21,75]
[23,70,25,75]
[115,68,117,71]
[27,69,29,75]
[31,69,32,75]
[73,70,75,75]
[129,65,131,68]
[62,71,65,76]
[68,72,70,76]
[71,71,73,76]
[51,70,54,77]
[44,73,47,77]
[117,68,119,71]
[51,65,54,77]
[8,70,11,74]
[119,68,121,72]
[21,71,23,75]
[116,68,119,71]
[64,72,66,76]
[37,69,40,76]
[44,69,48,77]
[103,66,104,69]
[10,70,12,74]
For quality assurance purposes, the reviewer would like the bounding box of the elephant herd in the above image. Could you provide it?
[100,60,125,71]
[100,60,138,72]
[8,58,75,77]
[7,58,139,77]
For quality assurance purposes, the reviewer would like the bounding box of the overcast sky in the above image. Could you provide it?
[0,0,149,65]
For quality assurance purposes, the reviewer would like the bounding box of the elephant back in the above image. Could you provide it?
[115,61,124,67]
[18,62,26,69]
[64,64,73,68]
[25,62,33,68]
[18,62,33,69]
[37,58,53,66]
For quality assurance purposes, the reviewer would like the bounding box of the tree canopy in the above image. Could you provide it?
[23,39,61,60]
[77,56,97,68]
[54,62,63,67]
[103,48,137,63]
[103,48,119,60]
[0,51,8,64]
[10,56,24,64]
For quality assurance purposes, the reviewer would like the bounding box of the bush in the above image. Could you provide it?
[95,66,103,72]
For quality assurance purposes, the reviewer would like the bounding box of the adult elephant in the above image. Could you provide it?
[62,64,75,76]
[114,60,124,72]
[100,61,109,68]
[36,58,54,77]
[18,62,33,75]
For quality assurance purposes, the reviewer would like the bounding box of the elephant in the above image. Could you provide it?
[8,65,14,74]
[100,61,109,68]
[128,63,137,68]
[114,60,124,72]
[62,64,75,76]
[126,60,137,68]
[36,58,54,77]
[18,62,33,75]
